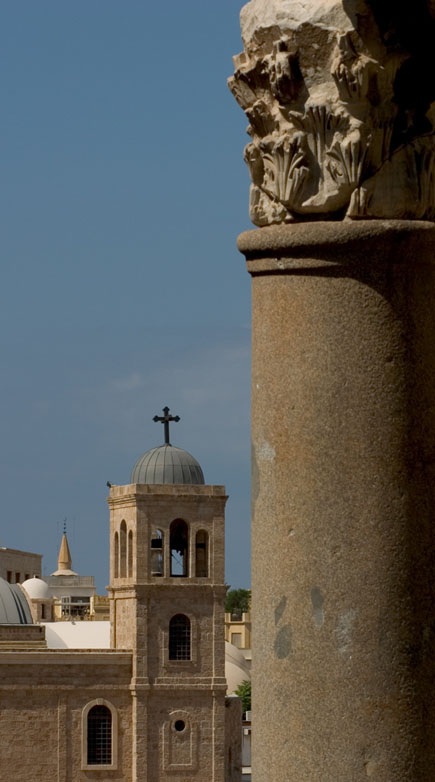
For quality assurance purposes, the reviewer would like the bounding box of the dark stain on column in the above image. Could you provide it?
[274,625,292,659]
[275,596,287,626]
[311,587,325,628]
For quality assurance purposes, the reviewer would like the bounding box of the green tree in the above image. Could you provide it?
[225,588,251,618]
[235,680,251,713]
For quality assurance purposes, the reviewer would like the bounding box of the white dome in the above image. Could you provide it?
[22,576,51,600]
[225,641,251,694]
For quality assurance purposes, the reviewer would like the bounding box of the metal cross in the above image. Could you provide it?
[153,406,180,445]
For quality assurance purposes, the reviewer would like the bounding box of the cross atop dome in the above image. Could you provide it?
[130,407,204,485]
[153,406,180,445]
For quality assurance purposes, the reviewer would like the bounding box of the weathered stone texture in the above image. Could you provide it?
[107,482,230,781]
[224,696,243,782]
[0,653,132,781]
[230,0,435,225]
[239,220,435,780]
[0,547,42,582]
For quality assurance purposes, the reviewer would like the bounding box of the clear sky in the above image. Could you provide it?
[0,1,252,592]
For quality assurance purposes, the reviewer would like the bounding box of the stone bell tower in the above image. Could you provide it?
[107,408,228,782]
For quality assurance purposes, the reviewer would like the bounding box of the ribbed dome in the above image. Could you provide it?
[0,578,33,625]
[130,444,205,485]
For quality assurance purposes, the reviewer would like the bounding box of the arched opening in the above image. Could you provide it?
[128,530,133,578]
[151,529,164,576]
[114,532,119,579]
[87,705,112,765]
[169,614,191,660]
[195,530,208,577]
[120,521,127,578]
[170,519,188,577]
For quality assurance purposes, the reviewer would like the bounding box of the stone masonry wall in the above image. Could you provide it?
[0,652,132,782]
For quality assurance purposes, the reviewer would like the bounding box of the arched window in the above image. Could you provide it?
[114,532,119,579]
[128,530,133,578]
[120,521,127,578]
[88,705,111,764]
[81,700,118,770]
[151,529,164,576]
[169,614,191,660]
[170,519,188,577]
[195,530,208,577]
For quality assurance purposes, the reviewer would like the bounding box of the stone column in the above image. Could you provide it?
[230,2,435,779]
[239,220,435,780]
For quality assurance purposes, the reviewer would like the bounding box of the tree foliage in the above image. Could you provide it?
[235,679,251,713]
[225,588,251,617]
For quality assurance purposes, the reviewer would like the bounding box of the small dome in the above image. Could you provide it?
[225,641,251,694]
[0,578,33,625]
[130,444,205,485]
[22,576,52,601]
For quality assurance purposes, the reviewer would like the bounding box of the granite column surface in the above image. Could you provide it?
[239,220,435,781]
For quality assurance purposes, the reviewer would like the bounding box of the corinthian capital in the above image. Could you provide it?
[229,0,435,225]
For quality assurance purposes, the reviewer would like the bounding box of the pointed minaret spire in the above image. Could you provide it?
[51,521,78,576]
[57,532,72,572]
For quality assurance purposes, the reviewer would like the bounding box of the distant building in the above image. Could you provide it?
[242,710,252,782]
[0,414,243,781]
[225,609,252,670]
[44,532,96,619]
[0,545,41,584]
[225,611,252,779]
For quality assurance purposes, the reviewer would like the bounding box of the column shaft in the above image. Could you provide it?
[239,221,435,780]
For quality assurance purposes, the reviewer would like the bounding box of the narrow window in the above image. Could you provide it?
[15,573,20,583]
[120,521,127,578]
[169,614,191,660]
[25,574,30,581]
[6,571,11,583]
[231,632,242,649]
[151,529,164,576]
[170,519,188,577]
[87,705,112,765]
[82,700,118,771]
[114,532,119,579]
[195,530,208,577]
[41,604,46,620]
[128,530,133,578]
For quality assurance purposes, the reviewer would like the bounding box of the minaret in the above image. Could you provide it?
[107,409,228,782]
[51,528,77,576]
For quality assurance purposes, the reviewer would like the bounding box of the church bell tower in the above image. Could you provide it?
[107,408,227,781]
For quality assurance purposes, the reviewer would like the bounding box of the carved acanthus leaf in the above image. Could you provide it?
[230,0,435,224]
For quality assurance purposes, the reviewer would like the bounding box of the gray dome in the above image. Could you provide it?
[130,444,205,485]
[0,578,33,625]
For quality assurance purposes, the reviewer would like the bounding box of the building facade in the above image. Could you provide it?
[0,428,241,781]
[45,533,97,619]
[0,545,41,583]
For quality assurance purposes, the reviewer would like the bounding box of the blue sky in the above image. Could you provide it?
[0,1,252,592]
